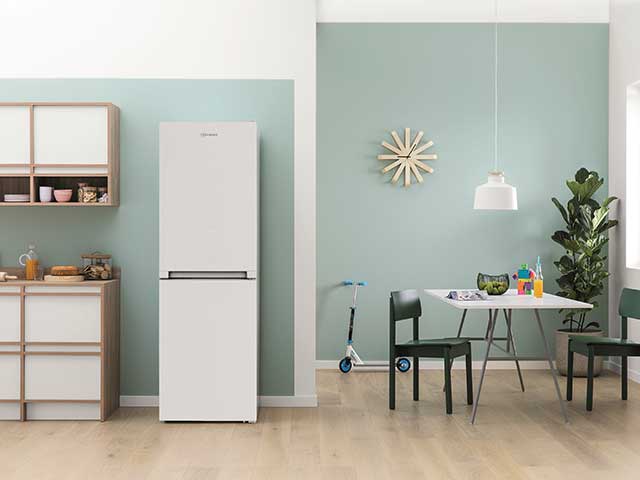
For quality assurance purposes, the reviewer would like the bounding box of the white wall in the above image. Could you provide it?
[0,0,317,404]
[318,0,609,23]
[609,0,640,380]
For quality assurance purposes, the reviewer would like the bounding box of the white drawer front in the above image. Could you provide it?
[25,296,101,342]
[27,402,100,420]
[25,355,100,400]
[26,286,101,294]
[0,296,20,342]
[0,403,21,420]
[0,355,20,400]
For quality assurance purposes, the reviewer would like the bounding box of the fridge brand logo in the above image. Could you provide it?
[200,132,218,137]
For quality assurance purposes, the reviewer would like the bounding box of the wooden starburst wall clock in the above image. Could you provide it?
[378,128,438,187]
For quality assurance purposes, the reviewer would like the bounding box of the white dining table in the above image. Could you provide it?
[424,289,592,424]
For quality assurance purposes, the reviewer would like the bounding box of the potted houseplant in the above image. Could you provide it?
[551,168,618,376]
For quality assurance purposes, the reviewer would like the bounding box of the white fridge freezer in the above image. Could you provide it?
[159,122,259,422]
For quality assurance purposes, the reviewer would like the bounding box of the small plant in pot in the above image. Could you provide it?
[551,168,618,377]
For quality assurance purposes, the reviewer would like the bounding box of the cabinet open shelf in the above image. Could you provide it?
[0,102,120,207]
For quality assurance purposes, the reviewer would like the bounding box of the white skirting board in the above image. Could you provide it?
[315,359,554,370]
[119,361,633,409]
[318,359,638,382]
[604,360,640,384]
[120,395,318,408]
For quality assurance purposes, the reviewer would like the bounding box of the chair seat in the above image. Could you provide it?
[570,335,640,347]
[398,337,469,347]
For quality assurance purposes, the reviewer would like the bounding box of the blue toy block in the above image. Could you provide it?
[518,269,531,280]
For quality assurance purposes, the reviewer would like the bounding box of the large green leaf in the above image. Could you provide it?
[552,197,569,224]
[602,196,618,209]
[575,167,591,183]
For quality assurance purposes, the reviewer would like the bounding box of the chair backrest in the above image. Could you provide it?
[390,290,421,322]
[619,288,640,340]
[619,288,640,320]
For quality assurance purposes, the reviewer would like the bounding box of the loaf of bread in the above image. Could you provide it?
[50,265,80,276]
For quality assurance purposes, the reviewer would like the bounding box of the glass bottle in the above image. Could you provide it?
[18,244,39,281]
[534,256,544,298]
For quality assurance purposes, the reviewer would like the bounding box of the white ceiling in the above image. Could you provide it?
[317,0,610,23]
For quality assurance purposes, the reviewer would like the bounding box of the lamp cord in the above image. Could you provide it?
[494,0,499,173]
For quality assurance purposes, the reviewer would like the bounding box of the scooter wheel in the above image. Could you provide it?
[396,358,411,372]
[339,357,352,373]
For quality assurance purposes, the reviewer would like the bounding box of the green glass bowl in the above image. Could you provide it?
[477,273,509,295]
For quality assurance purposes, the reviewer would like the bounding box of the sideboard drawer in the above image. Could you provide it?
[25,296,101,343]
[0,403,21,421]
[25,355,101,400]
[0,355,20,400]
[26,402,100,420]
[0,296,20,342]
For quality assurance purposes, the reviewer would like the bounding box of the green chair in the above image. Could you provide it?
[388,289,473,414]
[567,288,640,411]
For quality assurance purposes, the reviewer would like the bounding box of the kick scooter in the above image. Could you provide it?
[338,280,411,373]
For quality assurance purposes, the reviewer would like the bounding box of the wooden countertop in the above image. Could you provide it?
[0,266,120,287]
[0,279,119,287]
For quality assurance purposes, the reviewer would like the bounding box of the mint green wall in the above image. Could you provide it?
[0,79,294,396]
[317,24,609,361]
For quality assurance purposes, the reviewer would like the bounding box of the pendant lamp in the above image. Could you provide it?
[473,0,518,211]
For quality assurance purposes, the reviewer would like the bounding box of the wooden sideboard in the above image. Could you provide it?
[0,279,119,421]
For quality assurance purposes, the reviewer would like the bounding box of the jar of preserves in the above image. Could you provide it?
[77,182,88,202]
[82,186,97,203]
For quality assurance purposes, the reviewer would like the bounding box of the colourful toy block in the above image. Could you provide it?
[514,264,535,295]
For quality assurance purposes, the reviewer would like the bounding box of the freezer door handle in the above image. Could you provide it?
[164,271,255,280]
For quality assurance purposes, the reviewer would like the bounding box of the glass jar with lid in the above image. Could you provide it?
[77,182,88,202]
[81,253,112,280]
[82,186,97,203]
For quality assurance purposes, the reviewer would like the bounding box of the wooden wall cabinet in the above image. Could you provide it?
[0,102,120,206]
[0,280,119,421]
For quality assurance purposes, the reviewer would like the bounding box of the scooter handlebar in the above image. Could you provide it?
[343,280,367,286]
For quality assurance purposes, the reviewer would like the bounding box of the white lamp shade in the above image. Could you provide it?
[474,171,518,210]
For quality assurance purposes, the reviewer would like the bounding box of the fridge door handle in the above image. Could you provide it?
[165,271,255,280]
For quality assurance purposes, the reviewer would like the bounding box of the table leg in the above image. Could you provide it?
[456,309,467,338]
[503,309,525,392]
[443,309,468,392]
[471,309,498,424]
[534,309,569,423]
[504,310,510,353]
[485,310,492,339]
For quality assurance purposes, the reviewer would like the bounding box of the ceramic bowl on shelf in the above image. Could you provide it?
[53,189,73,203]
[477,273,510,295]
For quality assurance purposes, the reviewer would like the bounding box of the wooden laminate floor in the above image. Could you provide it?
[1,370,640,479]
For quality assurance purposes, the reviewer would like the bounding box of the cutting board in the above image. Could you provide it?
[44,275,85,282]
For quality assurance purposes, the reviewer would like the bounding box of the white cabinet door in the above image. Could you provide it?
[0,295,20,342]
[160,279,258,421]
[34,106,108,174]
[25,295,101,343]
[0,106,30,173]
[25,355,100,400]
